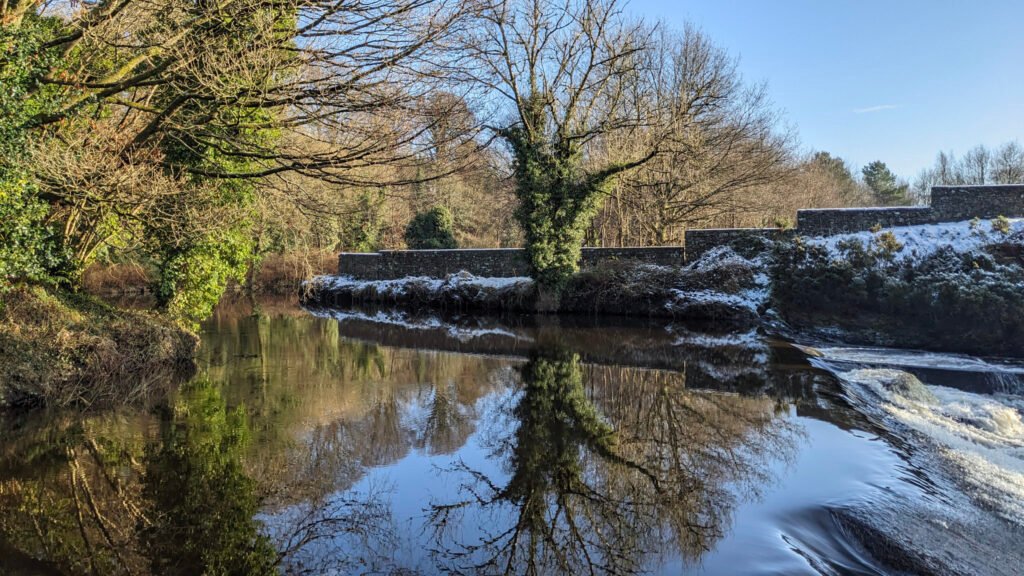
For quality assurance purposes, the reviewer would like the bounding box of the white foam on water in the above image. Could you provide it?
[837,367,1024,525]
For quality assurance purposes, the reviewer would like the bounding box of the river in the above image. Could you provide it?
[0,298,1020,575]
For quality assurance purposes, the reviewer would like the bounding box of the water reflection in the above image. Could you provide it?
[0,302,849,575]
[143,381,278,576]
[0,381,276,576]
[427,345,798,575]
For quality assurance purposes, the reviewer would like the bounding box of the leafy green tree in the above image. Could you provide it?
[1,0,467,322]
[341,188,386,252]
[862,160,909,206]
[0,18,71,289]
[405,206,458,249]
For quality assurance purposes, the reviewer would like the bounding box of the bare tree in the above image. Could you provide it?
[958,145,991,185]
[914,141,1023,201]
[991,141,1024,184]
[600,25,794,244]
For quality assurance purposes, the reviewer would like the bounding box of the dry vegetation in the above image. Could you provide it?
[0,287,197,408]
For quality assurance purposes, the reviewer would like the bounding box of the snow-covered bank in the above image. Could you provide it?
[305,218,1024,356]
[775,218,1024,356]
[312,273,534,296]
[303,271,537,312]
[807,217,1024,261]
[304,248,773,326]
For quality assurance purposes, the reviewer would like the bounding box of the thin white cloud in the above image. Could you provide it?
[853,104,900,114]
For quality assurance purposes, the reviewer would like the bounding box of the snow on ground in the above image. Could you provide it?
[806,218,1024,262]
[666,289,763,314]
[666,245,772,315]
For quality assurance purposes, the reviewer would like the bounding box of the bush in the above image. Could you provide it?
[405,206,458,249]
[772,234,1024,356]
[992,215,1012,235]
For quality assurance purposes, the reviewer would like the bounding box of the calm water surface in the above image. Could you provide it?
[0,301,923,575]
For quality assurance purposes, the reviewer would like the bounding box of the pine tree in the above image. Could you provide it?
[862,160,909,206]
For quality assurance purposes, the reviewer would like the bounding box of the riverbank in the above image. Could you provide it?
[773,219,1024,357]
[0,286,197,408]
[303,243,771,328]
[304,218,1024,358]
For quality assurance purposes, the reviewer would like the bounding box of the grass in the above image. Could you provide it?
[0,285,198,409]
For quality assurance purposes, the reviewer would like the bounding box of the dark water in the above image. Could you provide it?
[0,301,924,575]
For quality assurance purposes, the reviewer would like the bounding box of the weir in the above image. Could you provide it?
[338,185,1024,280]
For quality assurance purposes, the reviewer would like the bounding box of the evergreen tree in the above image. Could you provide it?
[811,152,857,189]
[405,206,458,250]
[862,160,909,206]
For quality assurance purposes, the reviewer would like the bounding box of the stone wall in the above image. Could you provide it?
[930,185,1024,221]
[339,249,528,280]
[684,228,785,261]
[796,206,934,235]
[336,185,1024,279]
[580,246,684,268]
[338,246,684,280]
[796,185,1024,235]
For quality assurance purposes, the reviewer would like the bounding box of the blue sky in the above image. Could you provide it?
[630,0,1024,179]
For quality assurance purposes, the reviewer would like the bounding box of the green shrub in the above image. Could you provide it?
[873,231,903,260]
[405,206,458,249]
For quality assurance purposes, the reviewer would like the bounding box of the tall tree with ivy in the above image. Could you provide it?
[463,0,675,291]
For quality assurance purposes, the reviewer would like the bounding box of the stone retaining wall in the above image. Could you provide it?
[796,206,934,235]
[338,246,685,280]
[337,185,1024,279]
[683,228,787,262]
[930,185,1024,220]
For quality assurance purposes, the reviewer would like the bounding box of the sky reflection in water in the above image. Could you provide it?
[0,302,908,575]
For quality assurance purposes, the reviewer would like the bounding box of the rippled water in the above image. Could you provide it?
[2,300,1006,575]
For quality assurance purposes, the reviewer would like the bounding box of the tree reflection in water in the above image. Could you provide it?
[0,380,284,576]
[143,380,278,575]
[0,309,807,576]
[429,345,799,575]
